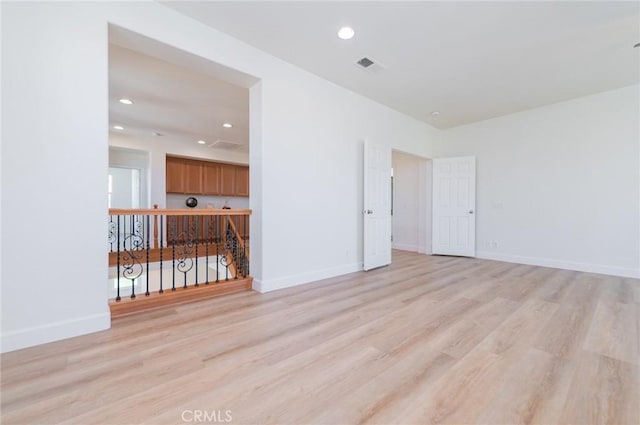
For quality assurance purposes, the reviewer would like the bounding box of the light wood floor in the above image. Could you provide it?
[2,251,639,425]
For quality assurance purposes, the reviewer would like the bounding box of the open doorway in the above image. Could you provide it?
[105,25,261,313]
[108,167,140,209]
[108,146,149,208]
[391,150,432,255]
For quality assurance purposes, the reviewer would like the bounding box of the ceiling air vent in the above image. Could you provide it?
[355,56,385,73]
[357,57,375,68]
[208,139,245,151]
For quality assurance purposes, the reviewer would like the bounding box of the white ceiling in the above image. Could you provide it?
[109,43,249,149]
[163,1,640,129]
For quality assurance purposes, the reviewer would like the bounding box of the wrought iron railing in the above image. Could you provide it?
[226,216,250,278]
[108,207,250,302]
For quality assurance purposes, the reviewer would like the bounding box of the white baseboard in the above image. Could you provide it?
[252,262,363,293]
[1,312,111,353]
[476,251,640,278]
[392,243,421,252]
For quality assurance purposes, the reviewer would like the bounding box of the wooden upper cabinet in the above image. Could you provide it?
[166,157,185,194]
[166,156,249,197]
[183,159,203,194]
[220,164,236,196]
[202,162,221,195]
[235,166,249,197]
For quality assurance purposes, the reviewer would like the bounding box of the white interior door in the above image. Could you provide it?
[364,141,392,271]
[432,156,476,257]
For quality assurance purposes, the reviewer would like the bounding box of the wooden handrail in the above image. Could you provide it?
[226,216,246,251]
[109,208,252,216]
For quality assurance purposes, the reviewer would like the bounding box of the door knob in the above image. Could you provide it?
[468,210,474,214]
[367,210,373,214]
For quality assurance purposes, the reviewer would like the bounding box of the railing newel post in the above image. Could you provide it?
[159,213,164,294]
[153,204,159,249]
[145,214,150,296]
[205,214,210,284]
[116,215,121,302]
[195,215,199,287]
[215,215,220,283]
[172,215,176,291]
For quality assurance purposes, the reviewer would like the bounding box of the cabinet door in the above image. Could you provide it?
[202,162,221,195]
[166,157,185,194]
[220,164,236,196]
[183,159,203,194]
[235,166,249,197]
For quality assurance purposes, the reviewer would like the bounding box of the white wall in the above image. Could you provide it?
[1,2,440,351]
[256,78,440,291]
[2,2,111,352]
[0,2,5,343]
[440,85,640,278]
[109,145,149,169]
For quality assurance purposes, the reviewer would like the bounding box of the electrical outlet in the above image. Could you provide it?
[491,241,499,249]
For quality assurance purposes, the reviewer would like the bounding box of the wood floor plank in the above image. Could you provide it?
[1,250,638,425]
[530,268,579,304]
[397,348,510,425]
[534,278,601,359]
[476,348,576,425]
[478,297,558,356]
[429,297,520,359]
[600,277,636,305]
[583,297,639,365]
[297,349,456,425]
[368,297,482,354]
[558,352,639,425]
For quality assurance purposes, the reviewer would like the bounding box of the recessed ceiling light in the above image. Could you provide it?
[119,98,134,105]
[222,123,233,128]
[112,125,124,130]
[338,27,355,40]
[431,111,441,116]
[152,132,163,137]
[197,140,207,145]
